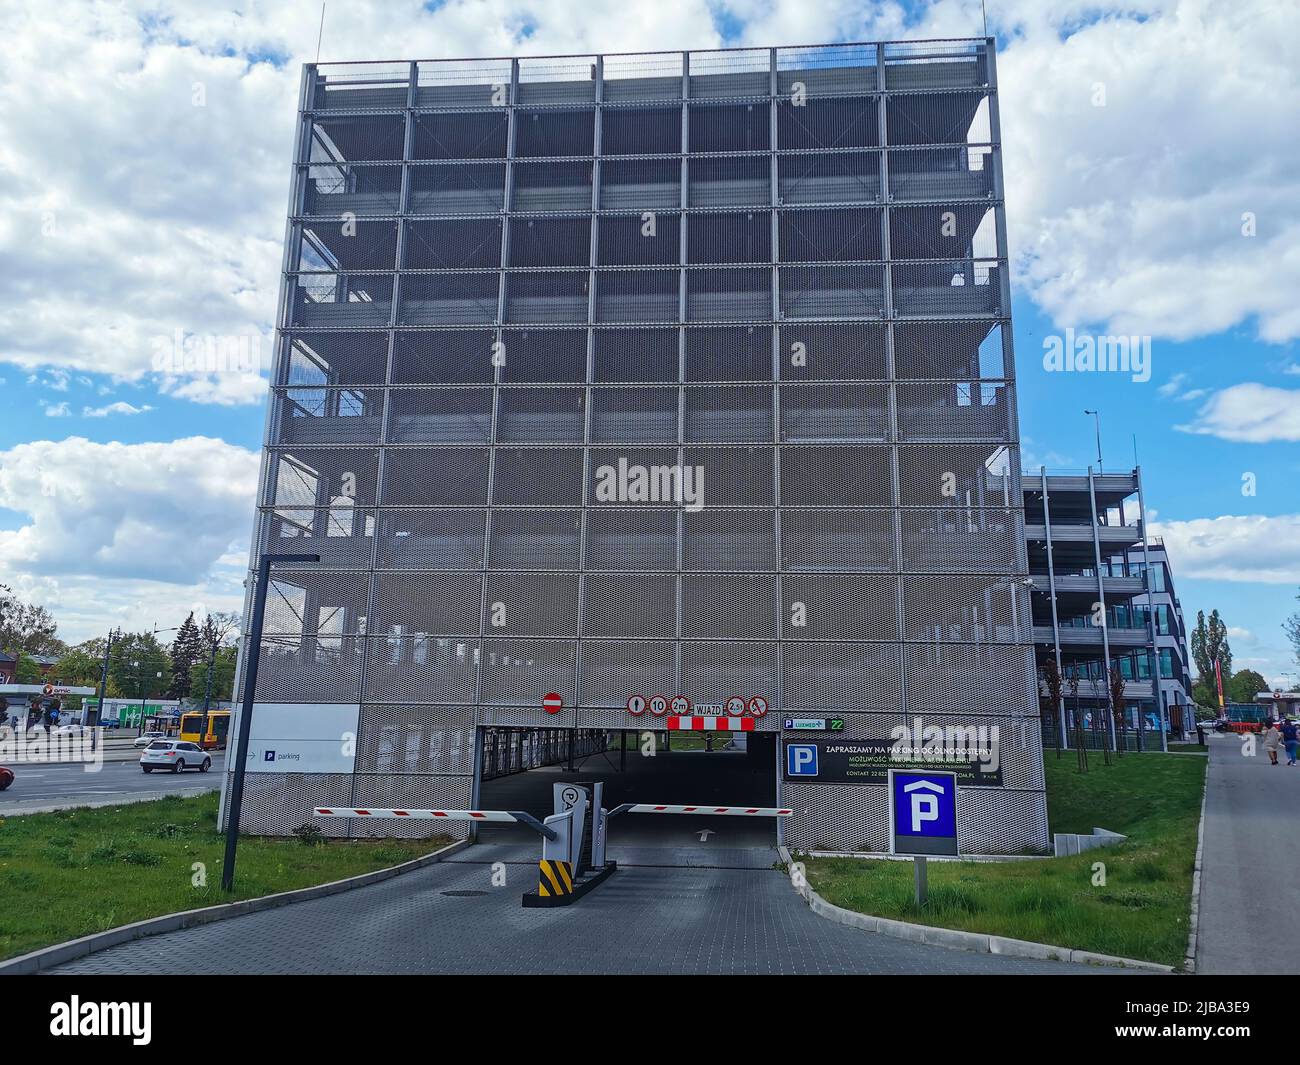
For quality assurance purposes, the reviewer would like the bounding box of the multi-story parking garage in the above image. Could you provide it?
[224,38,1049,855]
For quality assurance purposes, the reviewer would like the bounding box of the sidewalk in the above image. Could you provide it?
[1197,732,1300,975]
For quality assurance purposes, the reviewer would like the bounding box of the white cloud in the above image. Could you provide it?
[1179,383,1300,443]
[1226,626,1255,643]
[1150,513,1300,584]
[0,435,259,586]
[82,401,153,417]
[42,401,70,417]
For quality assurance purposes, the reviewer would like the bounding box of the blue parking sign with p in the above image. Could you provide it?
[786,743,818,777]
[889,770,958,856]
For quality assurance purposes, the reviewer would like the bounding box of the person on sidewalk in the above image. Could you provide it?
[1283,719,1299,766]
[1263,721,1283,765]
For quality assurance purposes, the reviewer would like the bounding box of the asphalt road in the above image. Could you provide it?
[0,752,224,811]
[1197,731,1300,974]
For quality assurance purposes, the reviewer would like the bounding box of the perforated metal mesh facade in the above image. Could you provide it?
[233,38,1047,853]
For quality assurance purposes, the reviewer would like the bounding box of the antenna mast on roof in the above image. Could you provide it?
[316,2,326,63]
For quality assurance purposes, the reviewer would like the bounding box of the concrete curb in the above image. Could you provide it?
[1184,764,1210,973]
[0,838,470,974]
[787,867,1172,973]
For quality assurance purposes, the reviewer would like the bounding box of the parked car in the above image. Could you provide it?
[140,740,211,773]
[133,731,169,749]
[0,766,13,790]
[56,723,86,735]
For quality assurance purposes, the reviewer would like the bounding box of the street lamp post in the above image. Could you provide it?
[222,552,319,892]
[1084,409,1103,472]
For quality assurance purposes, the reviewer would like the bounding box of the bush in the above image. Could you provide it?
[292,823,324,846]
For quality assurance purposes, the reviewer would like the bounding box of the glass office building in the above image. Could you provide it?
[227,39,1049,854]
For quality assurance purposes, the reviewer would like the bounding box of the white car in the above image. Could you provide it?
[133,731,169,749]
[140,740,211,773]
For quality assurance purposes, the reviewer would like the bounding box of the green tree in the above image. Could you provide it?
[52,639,106,687]
[190,645,238,703]
[14,651,41,683]
[167,613,203,700]
[1190,609,1233,690]
[0,584,61,655]
[108,632,172,700]
[1227,669,1269,704]
[1286,590,1300,670]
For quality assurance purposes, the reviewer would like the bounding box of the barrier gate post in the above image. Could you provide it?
[522,781,617,907]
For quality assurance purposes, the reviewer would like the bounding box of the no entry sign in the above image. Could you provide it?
[543,693,563,714]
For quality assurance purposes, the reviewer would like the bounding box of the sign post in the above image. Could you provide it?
[888,769,959,908]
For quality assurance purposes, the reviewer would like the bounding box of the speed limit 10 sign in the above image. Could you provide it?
[648,696,668,716]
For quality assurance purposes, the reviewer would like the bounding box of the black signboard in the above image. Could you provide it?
[782,739,1002,787]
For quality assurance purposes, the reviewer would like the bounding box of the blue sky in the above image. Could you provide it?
[0,0,1297,683]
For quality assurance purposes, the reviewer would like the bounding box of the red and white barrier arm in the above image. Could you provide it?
[608,804,792,817]
[665,716,755,732]
[313,807,557,839]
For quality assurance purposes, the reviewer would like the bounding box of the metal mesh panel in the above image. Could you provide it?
[886,89,988,146]
[386,387,492,442]
[265,449,380,508]
[682,574,778,639]
[596,269,678,322]
[779,383,888,440]
[481,639,577,704]
[883,41,987,89]
[889,204,996,260]
[905,712,1044,791]
[484,573,580,636]
[273,388,383,444]
[900,508,1021,572]
[580,640,676,705]
[779,265,885,318]
[688,49,769,98]
[778,151,880,205]
[593,327,678,382]
[582,573,677,638]
[409,162,506,214]
[413,111,508,160]
[780,445,891,506]
[681,641,777,703]
[292,273,393,327]
[312,64,411,111]
[516,108,595,157]
[406,219,502,268]
[688,155,771,208]
[283,332,388,387]
[688,212,772,265]
[510,216,592,267]
[504,271,589,323]
[492,447,583,504]
[304,162,403,217]
[518,56,598,105]
[363,637,479,703]
[784,782,889,851]
[685,326,772,381]
[391,330,496,384]
[777,44,877,95]
[683,446,774,506]
[236,773,356,838]
[688,102,770,151]
[298,221,400,273]
[600,157,681,210]
[687,267,770,321]
[349,775,474,839]
[780,509,895,570]
[598,213,681,266]
[311,114,406,160]
[888,146,993,201]
[783,574,898,640]
[376,509,485,568]
[903,575,1028,643]
[778,97,879,150]
[778,323,887,380]
[896,443,1018,508]
[904,643,1036,712]
[488,510,580,568]
[894,321,1000,379]
[891,258,1001,316]
[499,328,588,382]
[602,105,682,155]
[242,637,364,703]
[584,508,677,569]
[783,645,901,711]
[372,572,482,635]
[401,271,498,324]
[381,448,490,505]
[897,381,1011,441]
[683,510,776,570]
[590,386,678,441]
[261,507,375,568]
[684,385,773,442]
[414,58,511,108]
[779,207,881,263]
[512,160,594,212]
[602,52,683,102]
[261,570,369,637]
[495,387,585,442]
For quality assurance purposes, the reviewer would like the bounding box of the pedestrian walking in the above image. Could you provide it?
[1263,721,1283,765]
[1282,719,1299,766]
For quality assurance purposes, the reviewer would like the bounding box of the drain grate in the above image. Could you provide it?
[440,890,489,897]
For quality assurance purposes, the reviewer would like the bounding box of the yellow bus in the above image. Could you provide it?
[179,709,232,750]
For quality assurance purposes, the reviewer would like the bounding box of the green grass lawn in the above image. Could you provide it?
[0,793,450,962]
[800,752,1205,966]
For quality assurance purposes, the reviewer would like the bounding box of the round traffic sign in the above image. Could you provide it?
[649,695,668,716]
[670,696,691,715]
[725,696,745,716]
[543,692,563,714]
[748,696,769,718]
[627,695,647,716]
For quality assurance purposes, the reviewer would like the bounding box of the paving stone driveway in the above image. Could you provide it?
[51,842,1125,975]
